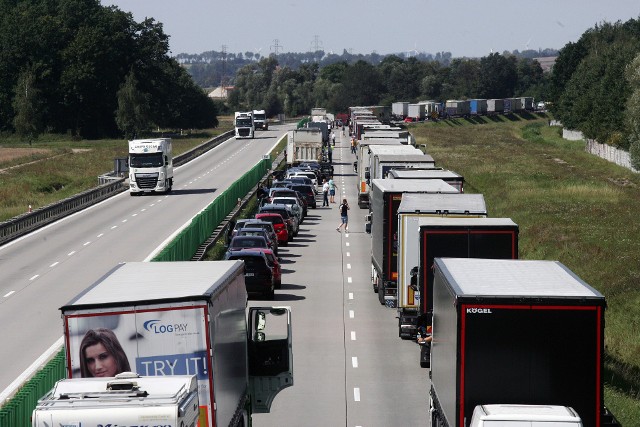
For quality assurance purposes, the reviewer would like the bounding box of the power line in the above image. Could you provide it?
[270,39,282,57]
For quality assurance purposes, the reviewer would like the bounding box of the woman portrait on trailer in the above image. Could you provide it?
[79,328,131,377]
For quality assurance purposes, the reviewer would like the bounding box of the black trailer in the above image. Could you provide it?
[430,258,617,427]
[369,179,458,306]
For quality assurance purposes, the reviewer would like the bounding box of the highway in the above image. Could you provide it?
[0,125,294,391]
[1,126,428,426]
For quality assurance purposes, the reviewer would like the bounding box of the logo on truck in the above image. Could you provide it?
[143,319,188,333]
[466,307,492,314]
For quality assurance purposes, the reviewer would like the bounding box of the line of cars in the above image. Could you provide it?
[224,162,326,300]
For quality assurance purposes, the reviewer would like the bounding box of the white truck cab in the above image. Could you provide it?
[235,111,255,138]
[128,138,173,195]
[470,404,583,427]
[32,373,199,427]
[253,109,269,130]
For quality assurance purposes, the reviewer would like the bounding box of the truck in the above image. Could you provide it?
[368,179,459,306]
[235,111,255,138]
[33,373,199,427]
[60,261,293,427]
[128,138,173,195]
[361,145,424,208]
[287,128,323,165]
[392,102,409,119]
[253,109,269,130]
[306,120,329,143]
[486,99,504,114]
[445,100,471,117]
[430,258,620,427]
[372,153,436,182]
[395,194,489,338]
[469,99,487,115]
[387,169,464,192]
[408,103,426,121]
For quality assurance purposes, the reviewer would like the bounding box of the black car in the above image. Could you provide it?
[287,184,317,209]
[224,250,274,299]
[237,227,278,256]
[226,235,269,258]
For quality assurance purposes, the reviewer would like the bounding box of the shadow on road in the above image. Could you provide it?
[163,188,218,195]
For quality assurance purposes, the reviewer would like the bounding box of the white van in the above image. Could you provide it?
[470,404,583,427]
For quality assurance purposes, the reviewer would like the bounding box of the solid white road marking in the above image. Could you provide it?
[29,275,39,281]
[67,251,75,256]
[354,388,361,402]
[349,310,354,319]
[352,357,358,368]
[351,331,356,340]
[4,291,15,298]
[49,262,58,268]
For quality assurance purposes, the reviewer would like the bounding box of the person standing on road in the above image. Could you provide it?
[322,179,330,207]
[336,198,350,232]
[329,179,338,203]
[331,131,336,146]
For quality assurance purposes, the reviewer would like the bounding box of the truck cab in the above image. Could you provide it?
[128,138,173,195]
[470,404,583,427]
[253,109,268,130]
[235,111,255,138]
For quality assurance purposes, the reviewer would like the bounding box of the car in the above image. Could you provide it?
[259,204,299,238]
[255,213,289,246]
[287,184,317,209]
[228,218,271,244]
[238,219,279,249]
[226,235,269,258]
[237,227,278,256]
[257,248,282,289]
[267,189,306,216]
[224,250,274,299]
[286,176,313,186]
[404,116,416,123]
[285,170,318,186]
[271,197,303,226]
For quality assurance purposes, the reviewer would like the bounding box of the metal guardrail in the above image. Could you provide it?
[0,130,235,247]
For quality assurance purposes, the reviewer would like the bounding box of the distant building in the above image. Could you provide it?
[534,56,557,73]
[208,86,234,100]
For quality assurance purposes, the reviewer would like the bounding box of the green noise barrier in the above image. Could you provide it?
[0,158,270,426]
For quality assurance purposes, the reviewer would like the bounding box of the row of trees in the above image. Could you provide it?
[2,0,217,140]
[549,18,640,157]
[228,53,548,117]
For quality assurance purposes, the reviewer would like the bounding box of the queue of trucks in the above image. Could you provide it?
[32,261,293,427]
[348,103,620,426]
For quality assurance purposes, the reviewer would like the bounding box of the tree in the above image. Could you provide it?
[115,70,151,139]
[626,53,640,169]
[13,68,44,143]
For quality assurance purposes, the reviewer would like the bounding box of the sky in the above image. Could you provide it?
[101,0,640,58]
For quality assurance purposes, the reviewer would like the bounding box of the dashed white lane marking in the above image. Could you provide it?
[29,275,39,281]
[68,251,75,256]
[157,199,163,203]
[132,213,138,217]
[345,242,350,247]
[346,252,350,257]
[83,242,91,246]
[351,331,356,340]
[354,388,361,402]
[349,293,354,300]
[97,233,104,238]
[347,264,351,269]
[49,262,59,268]
[348,277,352,283]
[141,208,146,212]
[349,310,355,319]
[352,357,358,368]
[4,291,15,298]
[122,219,127,223]
[111,226,118,230]
[150,204,155,207]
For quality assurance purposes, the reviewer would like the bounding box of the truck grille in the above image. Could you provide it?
[135,173,159,189]
[238,128,251,137]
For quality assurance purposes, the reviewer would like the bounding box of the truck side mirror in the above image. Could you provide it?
[364,171,370,179]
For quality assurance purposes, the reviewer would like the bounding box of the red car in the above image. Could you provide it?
[404,116,416,123]
[257,248,282,289]
[255,213,289,246]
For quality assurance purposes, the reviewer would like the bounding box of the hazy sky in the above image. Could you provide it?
[101,0,640,58]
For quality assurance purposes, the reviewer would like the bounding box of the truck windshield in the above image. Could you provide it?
[236,118,252,126]
[130,153,163,168]
[254,114,266,120]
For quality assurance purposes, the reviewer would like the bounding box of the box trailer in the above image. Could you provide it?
[355,140,403,205]
[287,128,323,165]
[396,195,490,338]
[392,102,410,118]
[430,258,620,427]
[368,179,459,306]
[469,99,487,115]
[387,169,464,192]
[486,99,504,114]
[60,261,293,427]
[373,154,436,181]
[33,374,199,427]
[408,103,426,120]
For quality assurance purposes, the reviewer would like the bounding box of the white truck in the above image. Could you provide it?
[33,373,199,427]
[253,109,269,130]
[287,128,323,165]
[128,138,173,195]
[60,261,293,427]
[235,111,255,138]
[355,139,403,207]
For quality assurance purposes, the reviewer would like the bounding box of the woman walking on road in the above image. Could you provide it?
[336,198,350,232]
[329,179,338,203]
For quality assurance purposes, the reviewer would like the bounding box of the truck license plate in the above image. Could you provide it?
[246,273,255,277]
